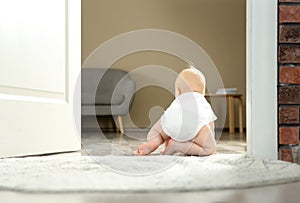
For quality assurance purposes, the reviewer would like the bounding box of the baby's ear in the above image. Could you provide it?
[175,88,181,97]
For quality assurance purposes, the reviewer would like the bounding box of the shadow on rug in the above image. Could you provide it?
[1,154,300,192]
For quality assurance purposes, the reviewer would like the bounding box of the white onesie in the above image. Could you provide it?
[161,92,217,142]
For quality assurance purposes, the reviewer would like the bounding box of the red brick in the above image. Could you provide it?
[278,86,300,104]
[279,25,300,43]
[279,6,300,23]
[279,106,300,124]
[279,66,300,84]
[279,46,300,63]
[279,127,299,144]
[279,148,293,163]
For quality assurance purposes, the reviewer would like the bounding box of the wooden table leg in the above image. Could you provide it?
[238,97,243,133]
[228,96,235,134]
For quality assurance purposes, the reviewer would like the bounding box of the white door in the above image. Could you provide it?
[0,0,81,158]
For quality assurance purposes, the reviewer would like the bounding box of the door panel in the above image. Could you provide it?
[0,0,65,93]
[0,0,81,158]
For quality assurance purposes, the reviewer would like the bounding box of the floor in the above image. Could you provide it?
[81,129,247,156]
[2,130,300,203]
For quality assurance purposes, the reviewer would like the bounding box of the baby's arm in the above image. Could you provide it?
[209,121,215,134]
[136,119,170,155]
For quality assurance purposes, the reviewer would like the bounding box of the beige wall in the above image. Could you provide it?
[82,0,246,129]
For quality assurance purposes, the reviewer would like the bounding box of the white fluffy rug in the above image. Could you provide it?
[1,154,300,192]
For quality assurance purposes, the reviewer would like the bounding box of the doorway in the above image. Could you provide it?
[81,0,247,155]
[80,0,277,159]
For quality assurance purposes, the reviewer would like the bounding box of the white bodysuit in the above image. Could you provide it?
[161,92,217,142]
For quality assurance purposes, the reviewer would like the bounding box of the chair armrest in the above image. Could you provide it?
[111,79,135,115]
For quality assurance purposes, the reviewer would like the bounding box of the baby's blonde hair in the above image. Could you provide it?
[175,68,206,95]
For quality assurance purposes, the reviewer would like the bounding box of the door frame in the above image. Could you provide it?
[246,0,278,159]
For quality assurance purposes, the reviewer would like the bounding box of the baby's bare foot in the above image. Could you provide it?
[161,139,178,155]
[136,143,155,156]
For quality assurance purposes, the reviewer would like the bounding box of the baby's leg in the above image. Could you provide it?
[192,123,217,154]
[136,119,170,155]
[161,124,216,156]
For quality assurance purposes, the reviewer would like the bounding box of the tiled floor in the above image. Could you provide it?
[217,131,247,154]
[81,129,247,156]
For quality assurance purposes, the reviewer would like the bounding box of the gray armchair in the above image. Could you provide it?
[81,68,135,133]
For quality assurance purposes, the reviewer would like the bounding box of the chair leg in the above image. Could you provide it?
[116,124,120,133]
[117,115,124,134]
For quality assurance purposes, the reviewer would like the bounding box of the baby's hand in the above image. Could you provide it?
[136,146,146,156]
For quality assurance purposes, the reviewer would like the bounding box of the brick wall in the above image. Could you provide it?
[278,0,300,162]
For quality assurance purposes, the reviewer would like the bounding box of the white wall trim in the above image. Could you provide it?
[246,0,278,159]
[68,0,81,141]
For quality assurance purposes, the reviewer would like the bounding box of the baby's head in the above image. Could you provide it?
[175,67,206,97]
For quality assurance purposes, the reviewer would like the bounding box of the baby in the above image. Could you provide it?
[136,67,217,156]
